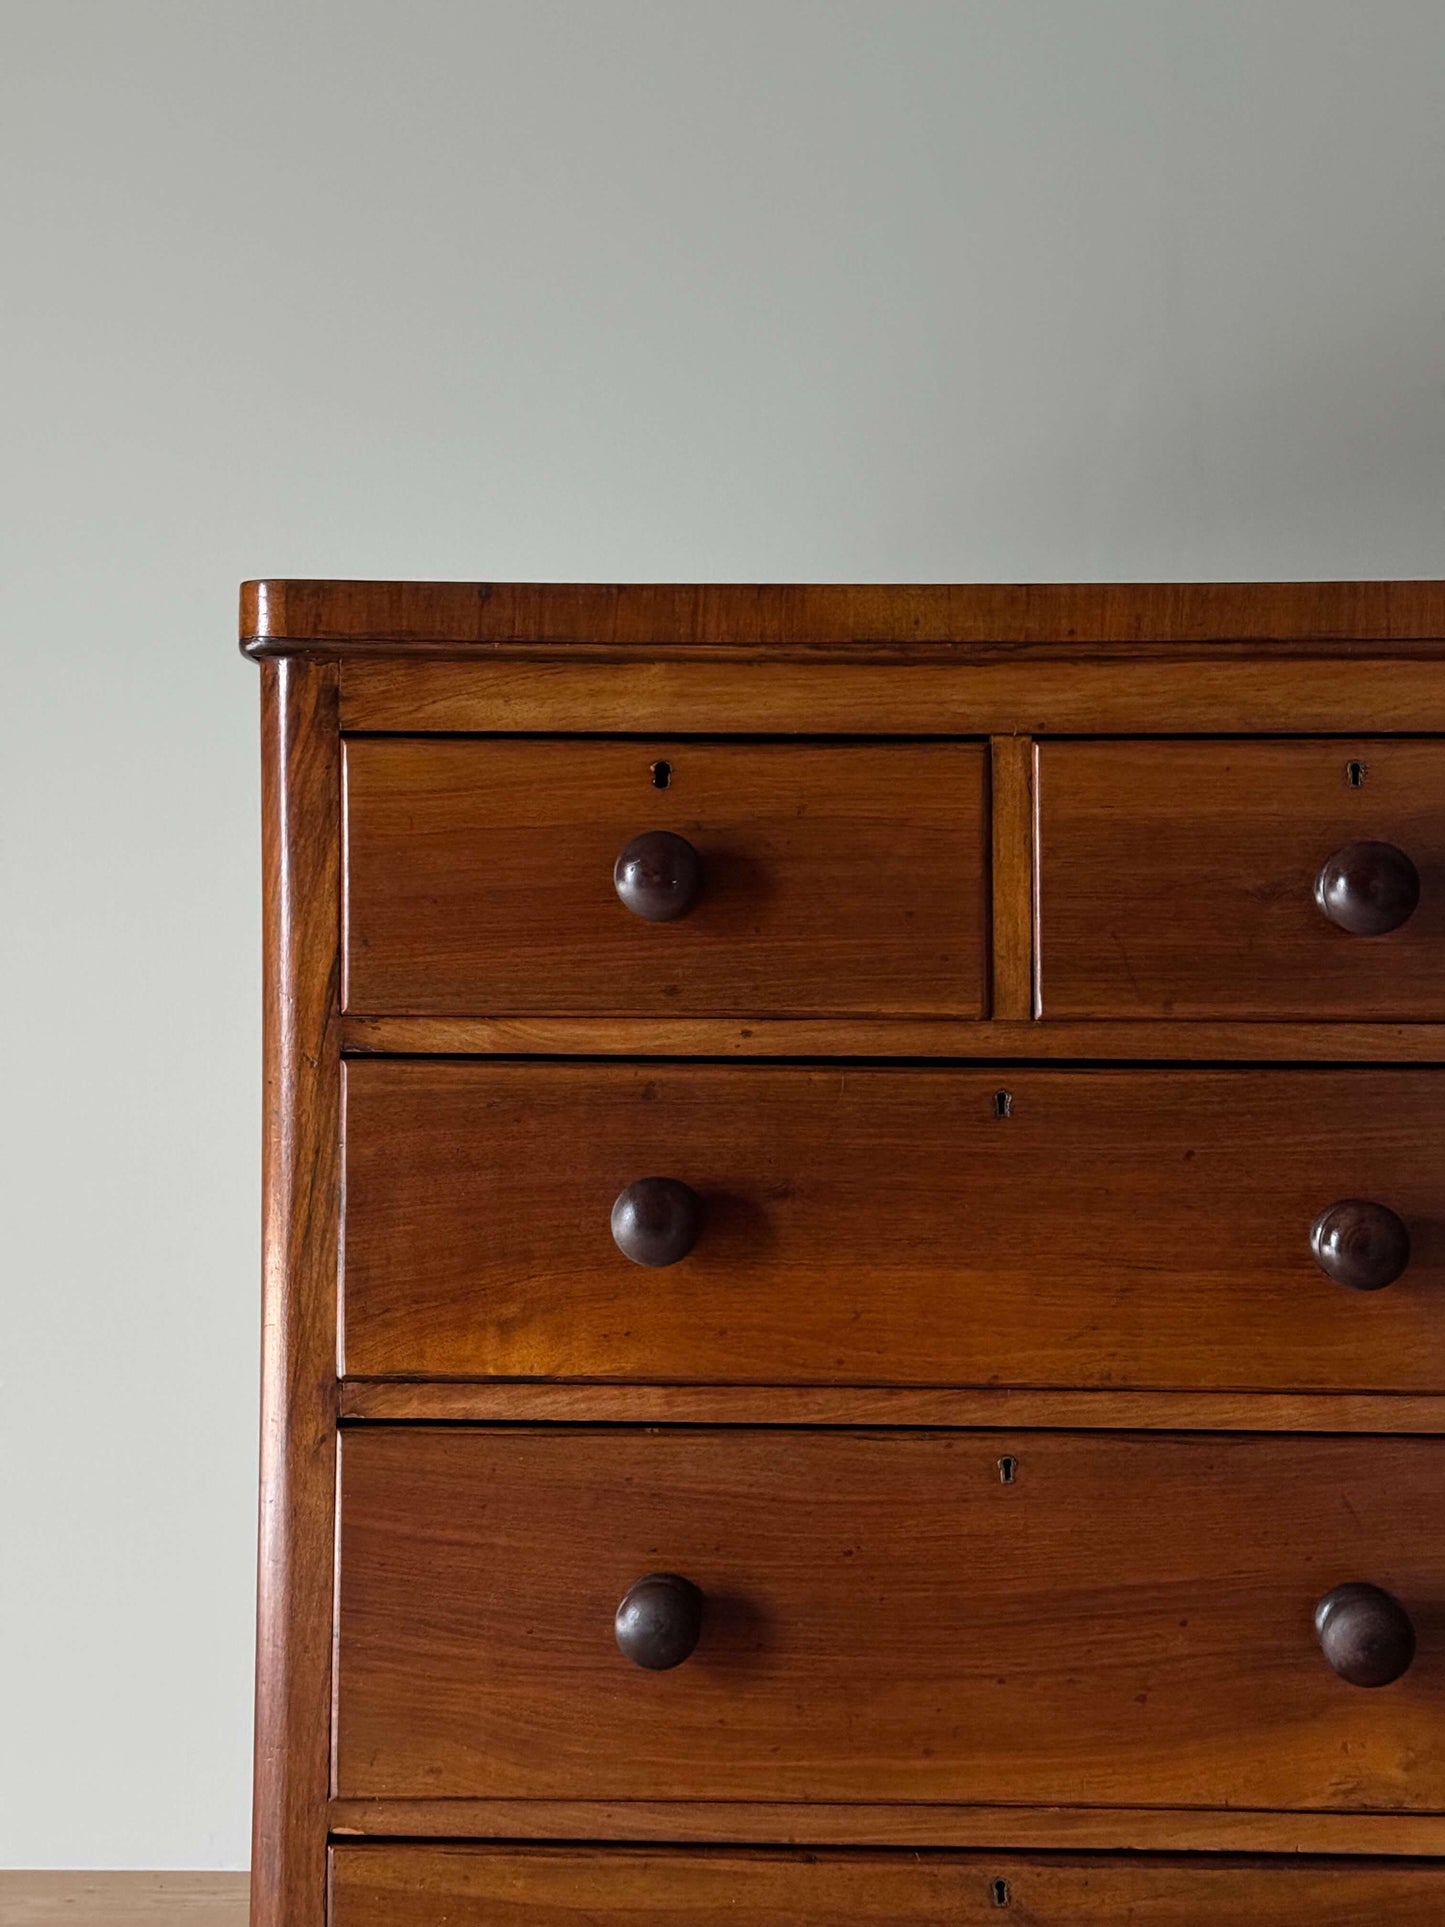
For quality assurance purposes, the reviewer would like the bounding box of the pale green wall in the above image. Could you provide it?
[2,0,1442,1869]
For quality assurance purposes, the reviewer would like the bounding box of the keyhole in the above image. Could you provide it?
[1346,759,1366,788]
[994,1090,1013,1119]
[650,759,672,789]
[997,1456,1018,1485]
[991,1876,1012,1906]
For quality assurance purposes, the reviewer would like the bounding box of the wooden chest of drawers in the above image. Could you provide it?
[245,579,1445,1925]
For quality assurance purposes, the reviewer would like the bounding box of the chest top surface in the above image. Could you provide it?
[242,577,1445,653]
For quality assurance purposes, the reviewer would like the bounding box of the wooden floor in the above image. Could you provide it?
[0,1874,249,1923]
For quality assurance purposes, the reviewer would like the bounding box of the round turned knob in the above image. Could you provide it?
[614,831,704,922]
[1314,1583,1416,1687]
[1315,841,1420,936]
[611,1178,703,1267]
[1310,1200,1412,1292]
[615,1572,703,1670]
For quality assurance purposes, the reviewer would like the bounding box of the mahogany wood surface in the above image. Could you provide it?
[244,582,1445,1910]
[328,1845,1445,1925]
[334,1426,1445,1809]
[326,1798,1445,1856]
[989,735,1036,1019]
[338,652,1445,734]
[1038,739,1445,1018]
[341,1012,1445,1058]
[242,578,1445,650]
[250,661,341,1927]
[342,1061,1445,1390]
[342,738,986,1017]
[338,1381,1445,1432]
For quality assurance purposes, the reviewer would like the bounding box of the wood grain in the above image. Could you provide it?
[328,1845,1445,1925]
[327,1798,1445,1855]
[251,660,341,1927]
[242,578,1445,650]
[1038,739,1445,1019]
[342,738,986,1017]
[0,1874,249,1924]
[334,1426,1445,1809]
[244,579,1445,1895]
[342,1061,1445,1390]
[340,1013,1445,1059]
[338,1382,1445,1432]
[989,736,1035,1019]
[338,653,1445,734]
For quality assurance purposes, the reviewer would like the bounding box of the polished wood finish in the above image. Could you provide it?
[0,1875,249,1925]
[1311,1198,1413,1291]
[328,1845,1445,1925]
[610,1177,704,1268]
[1038,740,1445,1019]
[339,652,1445,734]
[614,1573,704,1670]
[342,1012,1445,1059]
[1316,839,1422,936]
[342,738,986,1017]
[327,1798,1445,1856]
[1316,1582,1418,1687]
[243,577,1445,650]
[250,661,340,1927]
[246,581,1445,1914]
[613,830,704,922]
[335,1426,1445,1809]
[339,1381,1445,1432]
[342,1061,1445,1389]
[989,735,1036,1020]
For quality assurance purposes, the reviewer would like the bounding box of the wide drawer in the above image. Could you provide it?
[329,1845,1445,1924]
[1037,738,1445,1019]
[342,1062,1445,1390]
[342,738,986,1016]
[335,1427,1445,1806]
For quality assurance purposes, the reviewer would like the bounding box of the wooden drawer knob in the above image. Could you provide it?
[1315,841,1420,936]
[1310,1200,1412,1292]
[614,831,704,921]
[611,1178,703,1267]
[1315,1582,1416,1687]
[615,1572,703,1670]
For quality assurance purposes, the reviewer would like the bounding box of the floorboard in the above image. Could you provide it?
[0,1873,249,1924]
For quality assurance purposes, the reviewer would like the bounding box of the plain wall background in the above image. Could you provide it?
[3,0,1443,1870]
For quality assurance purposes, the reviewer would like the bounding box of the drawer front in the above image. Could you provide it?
[335,1427,1445,1807]
[1037,739,1445,1018]
[342,1062,1445,1390]
[342,738,986,1016]
[329,1845,1445,1925]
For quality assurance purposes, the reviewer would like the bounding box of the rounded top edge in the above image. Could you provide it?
[237,578,1445,654]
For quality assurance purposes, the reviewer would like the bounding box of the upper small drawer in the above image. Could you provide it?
[1038,740,1445,1019]
[342,739,986,1017]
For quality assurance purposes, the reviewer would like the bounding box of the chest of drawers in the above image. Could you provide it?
[244,579,1445,1925]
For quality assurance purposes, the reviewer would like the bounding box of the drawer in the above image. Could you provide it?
[335,1427,1445,1807]
[1037,739,1445,1018]
[329,1845,1445,1925]
[342,1062,1445,1390]
[342,738,986,1016]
